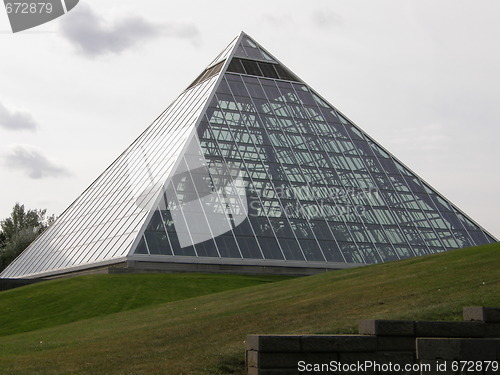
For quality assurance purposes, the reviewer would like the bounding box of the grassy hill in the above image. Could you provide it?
[0,242,499,375]
[0,273,290,337]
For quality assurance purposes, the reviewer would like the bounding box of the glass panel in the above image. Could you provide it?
[258,62,279,79]
[384,227,407,245]
[339,243,364,263]
[194,238,219,257]
[236,236,263,259]
[274,64,299,82]
[169,233,196,257]
[298,240,325,261]
[215,235,241,258]
[376,244,399,262]
[485,233,497,243]
[358,244,382,264]
[402,228,424,246]
[394,246,413,259]
[257,237,284,260]
[453,209,481,231]
[227,58,246,74]
[468,230,488,246]
[145,232,172,255]
[450,231,474,248]
[329,223,354,242]
[134,236,149,255]
[369,141,390,158]
[430,194,453,212]
[241,59,263,76]
[279,238,305,261]
[318,241,345,262]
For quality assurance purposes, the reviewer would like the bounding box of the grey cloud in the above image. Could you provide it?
[261,13,295,26]
[60,4,200,57]
[2,144,71,179]
[311,9,344,29]
[0,102,37,131]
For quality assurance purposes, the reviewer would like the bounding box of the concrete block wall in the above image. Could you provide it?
[246,307,500,375]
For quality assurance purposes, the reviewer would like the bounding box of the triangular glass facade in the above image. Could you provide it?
[0,73,220,278]
[2,32,496,279]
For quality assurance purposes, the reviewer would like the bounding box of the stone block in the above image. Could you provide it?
[414,321,485,338]
[305,352,339,363]
[359,320,415,336]
[483,323,500,338]
[246,335,301,352]
[417,338,500,360]
[247,351,299,369]
[301,335,377,352]
[417,339,460,360]
[247,351,338,369]
[463,307,500,323]
[377,336,416,351]
[458,338,499,359]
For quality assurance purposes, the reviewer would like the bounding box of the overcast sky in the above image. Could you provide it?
[0,0,499,239]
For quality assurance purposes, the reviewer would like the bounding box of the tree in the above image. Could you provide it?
[0,203,54,272]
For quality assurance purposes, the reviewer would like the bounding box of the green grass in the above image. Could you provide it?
[0,273,291,337]
[0,242,499,375]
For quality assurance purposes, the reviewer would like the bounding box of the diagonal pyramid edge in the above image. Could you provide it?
[0,39,240,279]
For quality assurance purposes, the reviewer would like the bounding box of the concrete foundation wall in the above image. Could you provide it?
[246,307,500,375]
[113,260,334,277]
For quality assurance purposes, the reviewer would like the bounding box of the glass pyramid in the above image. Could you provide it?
[1,32,497,279]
